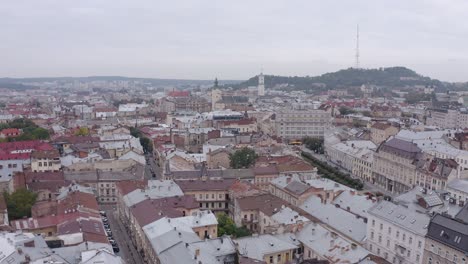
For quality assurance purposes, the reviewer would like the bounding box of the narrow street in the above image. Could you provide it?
[104,207,144,264]
[145,154,162,180]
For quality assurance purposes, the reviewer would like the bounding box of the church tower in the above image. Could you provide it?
[257,72,265,96]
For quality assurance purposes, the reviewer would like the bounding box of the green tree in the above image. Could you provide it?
[229,147,258,169]
[130,127,142,138]
[74,127,90,136]
[3,189,37,220]
[339,106,356,116]
[140,137,153,154]
[302,137,324,154]
[217,213,251,238]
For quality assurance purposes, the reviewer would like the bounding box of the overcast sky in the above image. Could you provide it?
[2,0,468,81]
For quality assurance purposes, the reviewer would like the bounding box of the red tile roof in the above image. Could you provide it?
[0,140,54,160]
[0,128,21,136]
[167,90,190,97]
[57,191,99,215]
[176,179,236,191]
[130,195,199,227]
[116,180,149,196]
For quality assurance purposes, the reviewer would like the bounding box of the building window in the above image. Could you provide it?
[269,256,273,263]
[277,254,281,262]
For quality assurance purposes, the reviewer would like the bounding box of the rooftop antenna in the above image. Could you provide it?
[355,24,360,69]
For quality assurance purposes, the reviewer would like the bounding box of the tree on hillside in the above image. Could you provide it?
[3,189,37,220]
[229,147,258,169]
[217,213,251,238]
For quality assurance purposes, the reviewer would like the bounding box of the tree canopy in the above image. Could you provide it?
[217,213,251,238]
[0,118,50,141]
[303,137,324,154]
[229,147,258,169]
[3,189,37,220]
[338,106,356,116]
[74,127,90,136]
[140,137,153,154]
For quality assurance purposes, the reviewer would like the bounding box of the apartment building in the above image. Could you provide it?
[235,234,298,264]
[176,178,236,214]
[426,108,468,129]
[367,200,429,264]
[373,138,422,194]
[422,211,468,264]
[31,149,61,172]
[274,108,332,139]
[370,122,399,145]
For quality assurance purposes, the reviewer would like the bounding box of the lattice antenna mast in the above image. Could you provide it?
[355,24,360,69]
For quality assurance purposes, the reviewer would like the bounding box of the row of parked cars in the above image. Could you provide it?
[146,155,157,178]
[100,210,119,253]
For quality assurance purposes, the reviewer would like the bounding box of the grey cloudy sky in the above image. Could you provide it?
[1,0,468,81]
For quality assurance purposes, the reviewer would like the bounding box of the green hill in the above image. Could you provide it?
[230,67,448,92]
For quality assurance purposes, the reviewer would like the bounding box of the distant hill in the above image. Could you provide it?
[230,67,452,92]
[0,76,239,90]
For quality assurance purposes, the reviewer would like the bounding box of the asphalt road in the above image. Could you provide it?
[103,207,144,264]
[145,154,162,180]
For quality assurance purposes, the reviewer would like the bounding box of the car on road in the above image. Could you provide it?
[99,211,107,216]
[106,230,112,236]
[112,245,120,253]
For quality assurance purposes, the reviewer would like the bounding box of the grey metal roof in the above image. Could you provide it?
[427,214,468,254]
[368,200,430,236]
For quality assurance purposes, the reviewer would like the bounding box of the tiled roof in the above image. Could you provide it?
[382,138,421,154]
[253,166,279,175]
[176,179,236,191]
[371,122,392,130]
[31,149,60,159]
[237,193,289,216]
[130,195,199,227]
[115,180,149,196]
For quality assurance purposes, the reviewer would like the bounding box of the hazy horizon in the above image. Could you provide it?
[2,1,468,82]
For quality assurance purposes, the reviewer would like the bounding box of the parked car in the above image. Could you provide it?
[99,211,107,216]
[112,245,120,253]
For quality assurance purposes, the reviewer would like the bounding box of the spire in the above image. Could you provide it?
[214,77,219,88]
